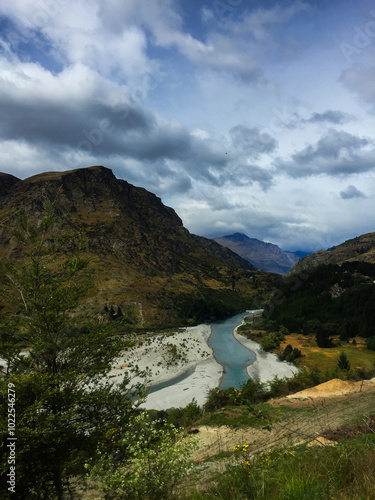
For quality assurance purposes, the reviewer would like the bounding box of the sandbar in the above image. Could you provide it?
[110,316,298,410]
[233,320,298,382]
[110,324,223,410]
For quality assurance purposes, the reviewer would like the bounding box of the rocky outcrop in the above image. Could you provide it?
[0,166,187,270]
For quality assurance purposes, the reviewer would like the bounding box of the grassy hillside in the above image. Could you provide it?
[80,373,375,499]
[0,166,282,327]
[290,231,375,275]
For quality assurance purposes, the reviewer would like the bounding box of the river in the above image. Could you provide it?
[208,310,262,389]
[149,310,261,395]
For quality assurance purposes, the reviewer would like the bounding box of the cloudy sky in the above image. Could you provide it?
[0,0,374,252]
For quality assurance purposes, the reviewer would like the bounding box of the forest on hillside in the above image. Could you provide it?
[265,262,375,347]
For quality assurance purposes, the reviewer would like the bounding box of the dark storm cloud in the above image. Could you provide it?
[0,81,206,168]
[340,185,366,199]
[229,125,277,157]
[305,110,353,125]
[276,130,375,178]
[0,75,279,194]
[0,93,154,151]
[223,163,275,191]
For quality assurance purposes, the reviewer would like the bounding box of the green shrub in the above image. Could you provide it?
[164,400,202,427]
[279,344,303,363]
[88,412,198,500]
[260,332,281,352]
[204,387,244,410]
[240,378,268,404]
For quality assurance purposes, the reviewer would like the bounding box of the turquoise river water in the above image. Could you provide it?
[150,311,261,394]
[208,311,259,389]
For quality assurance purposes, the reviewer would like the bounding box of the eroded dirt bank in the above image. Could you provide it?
[193,378,375,461]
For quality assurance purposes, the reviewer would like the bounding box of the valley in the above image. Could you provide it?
[1,165,374,499]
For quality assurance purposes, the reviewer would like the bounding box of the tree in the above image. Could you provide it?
[366,335,375,351]
[337,351,351,371]
[279,344,302,363]
[260,332,282,352]
[315,325,334,348]
[0,205,147,498]
[279,344,293,361]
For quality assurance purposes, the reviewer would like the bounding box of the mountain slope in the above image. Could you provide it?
[0,166,274,327]
[266,259,375,339]
[290,232,375,275]
[0,172,21,197]
[271,232,375,340]
[214,233,300,275]
[192,235,255,271]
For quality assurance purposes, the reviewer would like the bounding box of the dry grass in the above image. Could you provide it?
[278,333,375,372]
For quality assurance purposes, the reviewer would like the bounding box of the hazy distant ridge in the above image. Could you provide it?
[214,233,302,275]
[289,232,375,275]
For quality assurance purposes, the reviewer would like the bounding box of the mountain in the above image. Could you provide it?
[266,231,375,340]
[214,233,301,275]
[0,172,21,197]
[0,166,278,327]
[191,234,255,271]
[289,232,375,275]
[266,259,375,340]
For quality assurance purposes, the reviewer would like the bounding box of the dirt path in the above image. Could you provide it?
[193,379,375,461]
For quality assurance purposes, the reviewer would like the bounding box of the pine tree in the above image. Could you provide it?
[0,205,146,498]
[337,351,351,371]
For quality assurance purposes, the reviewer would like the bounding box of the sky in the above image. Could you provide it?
[0,0,374,252]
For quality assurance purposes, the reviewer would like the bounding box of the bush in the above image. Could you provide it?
[240,379,268,404]
[89,412,198,500]
[164,400,202,428]
[204,387,244,410]
[278,344,302,363]
[268,375,290,397]
[260,332,281,352]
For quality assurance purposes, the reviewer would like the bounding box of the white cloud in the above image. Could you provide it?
[1,0,158,85]
[0,0,374,253]
[191,128,210,140]
[229,2,311,42]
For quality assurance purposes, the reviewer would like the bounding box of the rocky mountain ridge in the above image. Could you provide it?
[289,232,375,275]
[214,232,301,275]
[0,166,275,326]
